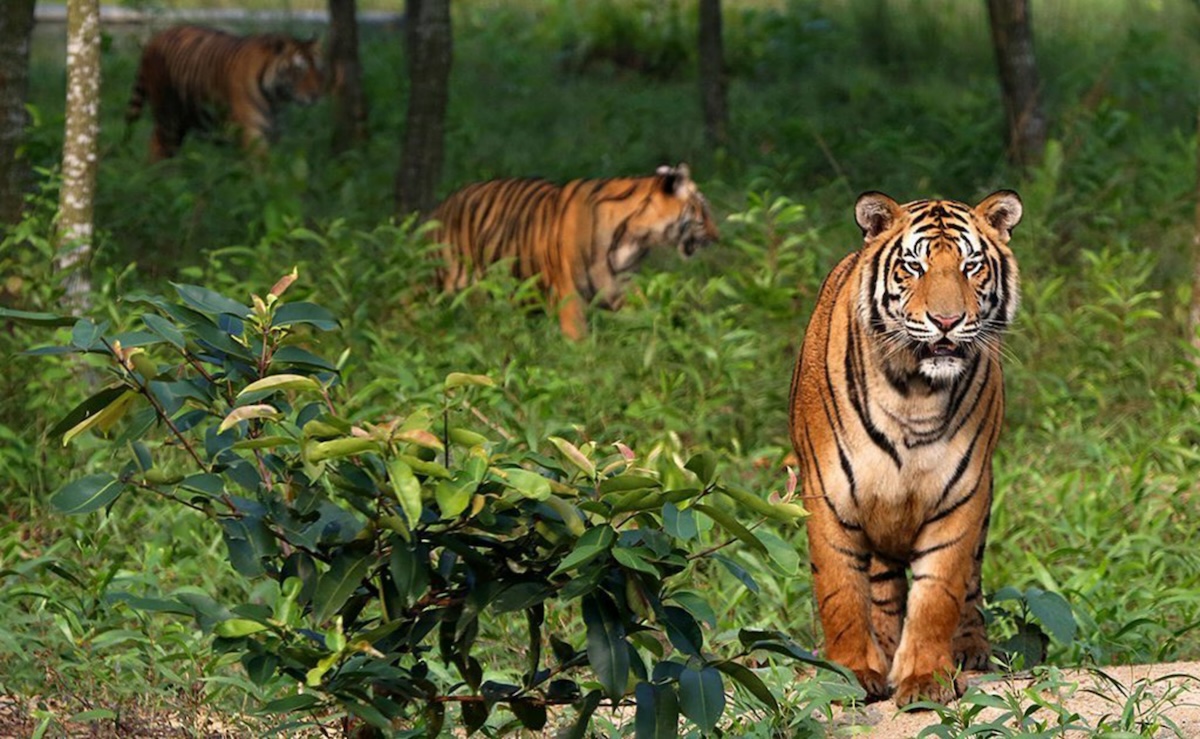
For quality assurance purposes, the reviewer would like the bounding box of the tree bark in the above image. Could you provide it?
[0,0,37,224]
[328,0,368,151]
[1191,108,1200,364]
[56,0,101,311]
[986,0,1047,169]
[395,0,452,216]
[698,0,728,148]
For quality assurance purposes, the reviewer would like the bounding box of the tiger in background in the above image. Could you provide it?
[125,25,323,161]
[431,164,719,340]
[789,190,1023,706]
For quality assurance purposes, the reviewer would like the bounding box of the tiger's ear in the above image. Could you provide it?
[976,190,1023,240]
[657,162,693,197]
[854,191,900,239]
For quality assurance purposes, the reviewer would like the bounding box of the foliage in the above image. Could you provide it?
[7,0,1200,732]
[8,275,846,734]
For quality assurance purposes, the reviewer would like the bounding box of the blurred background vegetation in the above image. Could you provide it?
[3,0,1200,733]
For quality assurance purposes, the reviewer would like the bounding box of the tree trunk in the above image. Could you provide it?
[56,0,101,311]
[1191,108,1200,364]
[698,0,728,148]
[395,0,452,216]
[328,0,368,151]
[986,0,1047,169]
[0,0,36,224]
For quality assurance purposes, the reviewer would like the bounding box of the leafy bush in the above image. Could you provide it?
[5,274,856,735]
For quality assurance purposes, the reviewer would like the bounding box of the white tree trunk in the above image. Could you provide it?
[56,0,101,312]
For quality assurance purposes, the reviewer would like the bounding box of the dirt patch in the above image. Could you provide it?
[829,662,1200,737]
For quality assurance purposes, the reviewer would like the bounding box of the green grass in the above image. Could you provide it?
[5,0,1200,733]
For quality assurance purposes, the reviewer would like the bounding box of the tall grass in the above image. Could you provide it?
[5,0,1200,730]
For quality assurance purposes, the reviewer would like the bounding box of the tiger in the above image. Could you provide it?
[431,163,719,340]
[125,25,323,161]
[788,190,1023,706]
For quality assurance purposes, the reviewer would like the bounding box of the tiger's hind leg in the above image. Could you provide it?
[869,555,908,663]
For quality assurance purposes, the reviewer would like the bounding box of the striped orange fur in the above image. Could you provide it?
[431,164,718,340]
[126,25,322,161]
[789,191,1023,705]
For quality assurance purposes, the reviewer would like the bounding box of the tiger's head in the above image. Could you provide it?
[854,190,1022,384]
[260,35,324,106]
[651,163,720,257]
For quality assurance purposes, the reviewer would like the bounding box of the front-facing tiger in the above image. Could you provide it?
[126,25,323,161]
[432,164,718,340]
[789,190,1022,706]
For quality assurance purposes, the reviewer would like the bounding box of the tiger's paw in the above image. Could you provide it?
[852,667,892,703]
[891,669,964,708]
[953,636,993,672]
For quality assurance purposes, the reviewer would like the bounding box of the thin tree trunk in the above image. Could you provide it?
[986,0,1047,169]
[328,0,368,151]
[56,0,101,311]
[395,0,452,216]
[1191,108,1200,363]
[698,0,728,148]
[0,0,37,224]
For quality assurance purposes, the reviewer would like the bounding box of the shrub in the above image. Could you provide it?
[5,274,853,735]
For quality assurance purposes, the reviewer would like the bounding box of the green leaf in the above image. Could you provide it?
[663,606,703,657]
[462,700,489,735]
[560,690,602,739]
[583,592,629,700]
[684,451,717,485]
[61,390,138,446]
[548,436,596,479]
[0,306,75,327]
[231,435,297,451]
[70,318,104,350]
[1025,588,1077,644]
[663,502,697,541]
[389,458,423,529]
[260,693,322,713]
[272,345,337,371]
[141,313,185,349]
[50,474,126,515]
[273,301,339,330]
[172,283,250,318]
[635,681,679,739]
[757,530,800,575]
[444,372,495,390]
[435,478,474,519]
[498,467,552,501]
[692,503,767,556]
[713,660,778,711]
[218,404,281,433]
[48,386,128,439]
[678,665,724,732]
[313,554,374,624]
[551,525,615,576]
[510,699,547,731]
[214,618,270,637]
[612,546,659,576]
[599,474,661,494]
[238,374,322,397]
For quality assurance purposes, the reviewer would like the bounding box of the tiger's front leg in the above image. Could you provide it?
[889,514,986,706]
[807,511,891,701]
[554,289,587,341]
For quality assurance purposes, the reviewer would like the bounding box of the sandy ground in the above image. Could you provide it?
[829,662,1200,738]
[5,663,1200,737]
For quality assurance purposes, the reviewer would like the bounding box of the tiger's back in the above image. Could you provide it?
[431,164,718,340]
[789,191,1022,706]
[126,25,322,161]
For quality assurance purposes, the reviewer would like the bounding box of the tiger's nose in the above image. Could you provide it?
[930,313,964,332]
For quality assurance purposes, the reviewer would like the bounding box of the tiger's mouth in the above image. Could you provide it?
[678,234,713,258]
[917,338,966,361]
